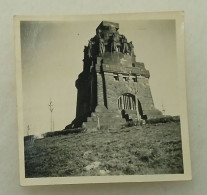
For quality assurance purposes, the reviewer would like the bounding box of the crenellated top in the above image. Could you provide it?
[96,21,119,35]
[80,21,150,80]
[84,21,135,59]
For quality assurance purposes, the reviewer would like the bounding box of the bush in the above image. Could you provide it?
[43,128,84,138]
[146,116,180,124]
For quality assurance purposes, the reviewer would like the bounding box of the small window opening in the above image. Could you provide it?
[123,77,129,81]
[114,75,119,81]
[132,77,137,82]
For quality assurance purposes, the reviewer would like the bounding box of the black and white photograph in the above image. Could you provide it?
[14,12,191,185]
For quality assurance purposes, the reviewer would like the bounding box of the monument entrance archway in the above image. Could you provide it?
[117,93,143,121]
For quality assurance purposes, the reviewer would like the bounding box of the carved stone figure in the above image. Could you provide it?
[128,41,134,56]
[111,33,118,52]
[97,29,102,39]
[99,38,105,56]
[122,36,129,54]
[120,35,124,52]
[83,46,88,58]
[88,40,93,58]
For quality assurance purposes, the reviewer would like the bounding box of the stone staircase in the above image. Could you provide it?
[82,110,126,130]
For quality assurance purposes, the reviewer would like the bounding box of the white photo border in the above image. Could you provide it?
[14,11,192,186]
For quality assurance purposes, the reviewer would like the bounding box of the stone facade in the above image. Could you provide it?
[65,21,162,130]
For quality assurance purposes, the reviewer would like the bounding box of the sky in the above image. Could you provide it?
[20,18,178,136]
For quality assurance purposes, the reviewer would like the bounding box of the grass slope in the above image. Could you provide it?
[25,122,183,177]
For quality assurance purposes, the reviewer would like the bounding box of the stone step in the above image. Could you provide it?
[87,115,124,123]
[82,121,97,129]
[91,112,121,118]
[83,120,126,130]
[87,116,97,122]
[83,114,126,130]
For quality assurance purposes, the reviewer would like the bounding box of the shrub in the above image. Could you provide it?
[146,116,180,124]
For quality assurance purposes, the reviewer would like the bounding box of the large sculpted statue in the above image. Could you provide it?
[85,28,134,58]
[110,33,116,52]
[111,33,120,52]
[83,46,88,58]
[88,40,93,58]
[98,38,105,56]
[122,36,129,54]
[128,41,134,56]
[97,29,102,39]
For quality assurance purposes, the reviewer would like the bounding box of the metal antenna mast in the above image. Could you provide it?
[27,125,30,136]
[48,99,54,132]
[162,102,165,116]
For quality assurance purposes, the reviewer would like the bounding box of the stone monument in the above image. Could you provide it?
[65,21,162,130]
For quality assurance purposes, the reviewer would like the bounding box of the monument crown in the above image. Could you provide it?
[96,21,119,32]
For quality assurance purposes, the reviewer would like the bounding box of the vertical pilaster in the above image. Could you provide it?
[96,73,104,106]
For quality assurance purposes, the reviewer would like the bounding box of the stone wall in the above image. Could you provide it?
[99,71,161,119]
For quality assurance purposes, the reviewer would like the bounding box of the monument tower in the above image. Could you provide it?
[66,21,162,130]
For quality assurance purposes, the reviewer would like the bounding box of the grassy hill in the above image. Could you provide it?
[24,121,183,178]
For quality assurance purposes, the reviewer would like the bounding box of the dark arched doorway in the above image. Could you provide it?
[117,93,144,121]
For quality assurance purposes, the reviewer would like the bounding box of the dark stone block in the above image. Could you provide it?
[96,21,119,33]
